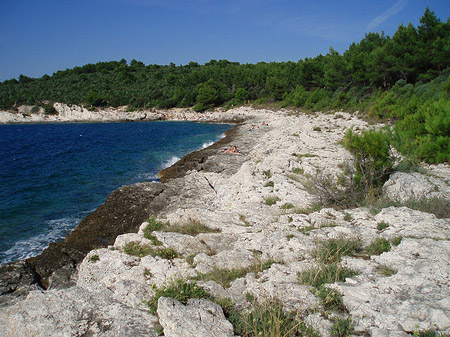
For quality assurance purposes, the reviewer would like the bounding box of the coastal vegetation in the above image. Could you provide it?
[1,8,448,164]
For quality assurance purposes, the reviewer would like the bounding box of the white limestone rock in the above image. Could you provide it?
[337,238,450,334]
[157,297,234,337]
[0,286,159,337]
[383,171,450,202]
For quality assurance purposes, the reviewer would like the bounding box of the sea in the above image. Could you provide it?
[0,121,231,265]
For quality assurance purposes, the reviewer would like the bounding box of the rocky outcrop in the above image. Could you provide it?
[0,182,169,299]
[157,297,234,337]
[1,107,449,336]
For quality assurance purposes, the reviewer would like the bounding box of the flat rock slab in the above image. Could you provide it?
[157,297,234,337]
[0,286,159,337]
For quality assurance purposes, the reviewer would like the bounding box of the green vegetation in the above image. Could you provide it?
[330,317,354,337]
[366,237,391,255]
[144,216,220,237]
[265,180,274,187]
[123,241,178,259]
[392,236,403,246]
[314,285,347,312]
[313,237,362,264]
[145,279,211,314]
[264,195,281,206]
[377,221,389,231]
[2,9,448,165]
[146,280,319,336]
[376,264,398,277]
[280,202,295,209]
[232,297,319,337]
[298,263,358,289]
[89,254,99,263]
[370,196,450,219]
[191,259,278,288]
[299,238,359,316]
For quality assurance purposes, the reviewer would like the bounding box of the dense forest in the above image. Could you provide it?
[1,8,449,163]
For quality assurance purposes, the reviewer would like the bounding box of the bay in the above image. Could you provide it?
[0,121,231,264]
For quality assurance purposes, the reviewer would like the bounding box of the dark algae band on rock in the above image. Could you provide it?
[0,183,167,304]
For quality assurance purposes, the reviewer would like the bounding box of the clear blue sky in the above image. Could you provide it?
[0,0,449,81]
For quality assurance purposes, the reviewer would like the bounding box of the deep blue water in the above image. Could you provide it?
[0,121,230,264]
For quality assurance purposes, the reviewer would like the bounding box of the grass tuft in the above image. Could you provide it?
[298,264,359,288]
[376,264,397,277]
[330,317,354,337]
[264,195,281,206]
[145,279,211,314]
[313,237,362,264]
[123,242,178,259]
[376,221,389,231]
[192,259,279,288]
[366,237,391,255]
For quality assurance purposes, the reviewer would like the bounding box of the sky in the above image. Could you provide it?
[0,0,449,81]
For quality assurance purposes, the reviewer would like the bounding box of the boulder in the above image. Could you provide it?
[157,297,234,337]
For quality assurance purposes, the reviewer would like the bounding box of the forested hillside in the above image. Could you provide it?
[1,8,449,162]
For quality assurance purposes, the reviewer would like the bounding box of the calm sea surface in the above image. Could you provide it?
[0,121,231,264]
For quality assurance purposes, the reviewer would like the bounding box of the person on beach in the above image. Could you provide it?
[223,145,241,154]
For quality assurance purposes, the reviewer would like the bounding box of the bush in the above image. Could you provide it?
[331,317,354,337]
[366,238,391,255]
[342,128,393,190]
[193,102,208,112]
[145,279,211,314]
[315,285,347,312]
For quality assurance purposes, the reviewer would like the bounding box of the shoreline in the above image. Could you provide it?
[0,108,251,299]
[0,103,247,125]
[1,107,449,335]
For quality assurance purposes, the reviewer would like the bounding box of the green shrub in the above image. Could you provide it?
[376,221,389,231]
[342,128,393,190]
[89,254,99,263]
[145,279,211,314]
[292,167,304,174]
[315,285,347,312]
[280,202,295,209]
[265,180,274,187]
[366,238,391,255]
[263,170,272,179]
[264,195,281,206]
[193,102,208,112]
[391,236,403,246]
[123,242,155,257]
[370,196,450,219]
[331,317,354,337]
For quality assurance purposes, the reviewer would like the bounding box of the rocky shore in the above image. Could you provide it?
[0,103,244,124]
[0,107,449,336]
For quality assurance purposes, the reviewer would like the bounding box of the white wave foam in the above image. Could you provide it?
[0,214,86,265]
[162,156,180,169]
[201,141,214,149]
[136,172,159,181]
